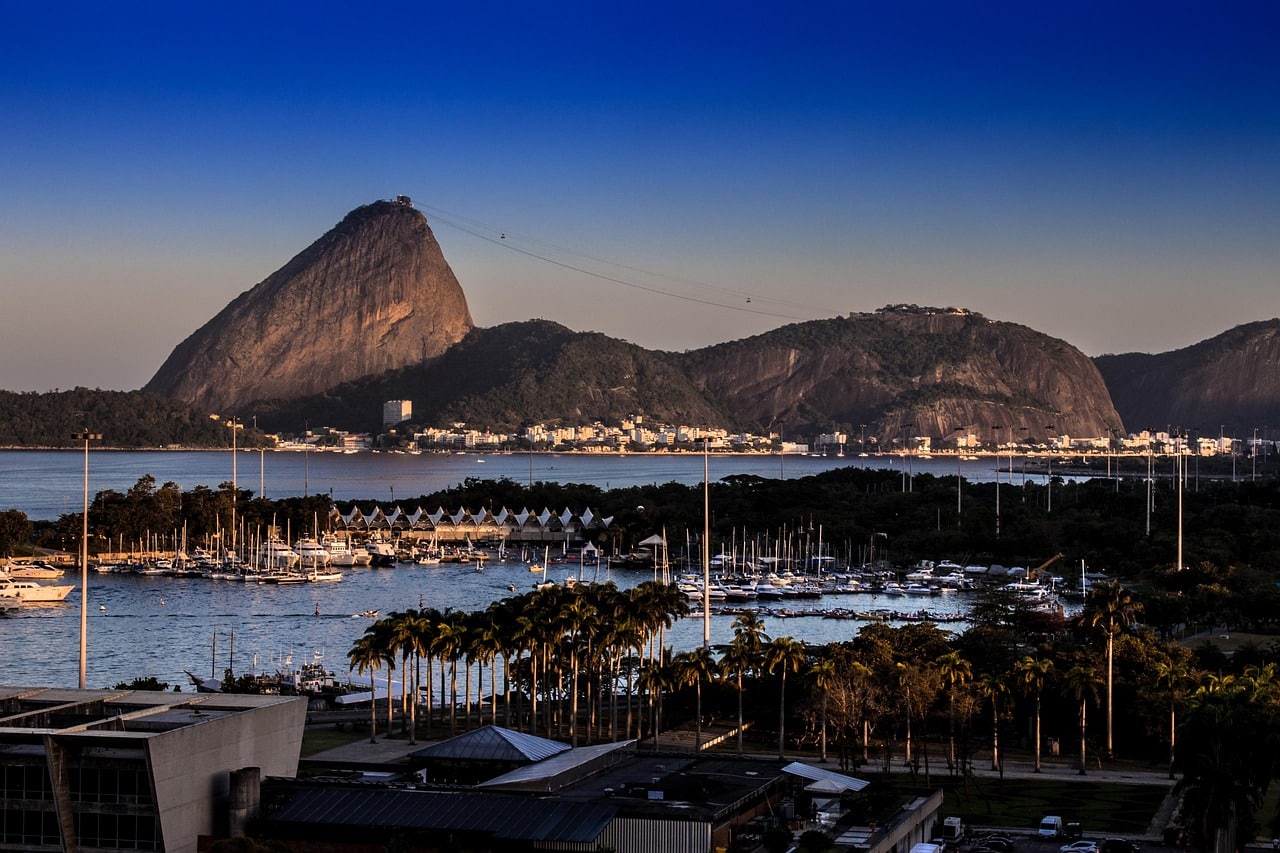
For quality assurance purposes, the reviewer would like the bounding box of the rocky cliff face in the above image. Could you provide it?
[145,199,473,411]
[1095,320,1280,433]
[680,307,1125,443]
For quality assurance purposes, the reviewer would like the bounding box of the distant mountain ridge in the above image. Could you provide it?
[139,198,1278,440]
[248,310,1125,443]
[1094,319,1280,434]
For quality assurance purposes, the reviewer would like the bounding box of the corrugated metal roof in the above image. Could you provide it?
[410,725,570,763]
[477,740,633,790]
[266,787,615,843]
[780,761,869,792]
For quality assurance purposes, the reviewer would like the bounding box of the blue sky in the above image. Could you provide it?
[2,1,1277,392]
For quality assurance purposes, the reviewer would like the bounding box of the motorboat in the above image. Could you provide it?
[364,536,396,567]
[294,537,332,567]
[7,562,64,579]
[322,535,357,567]
[0,578,75,603]
[259,538,299,570]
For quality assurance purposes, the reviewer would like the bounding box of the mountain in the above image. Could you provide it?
[680,307,1124,443]
[248,320,730,434]
[248,308,1124,444]
[1095,319,1280,434]
[144,198,473,412]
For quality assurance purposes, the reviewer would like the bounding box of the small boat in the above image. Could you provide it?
[7,562,63,579]
[354,609,379,618]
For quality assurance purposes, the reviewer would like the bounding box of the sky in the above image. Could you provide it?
[2,1,1278,392]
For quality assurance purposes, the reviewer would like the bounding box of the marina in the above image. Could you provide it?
[0,543,1079,691]
[0,449,1083,691]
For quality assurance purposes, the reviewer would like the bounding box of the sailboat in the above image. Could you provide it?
[529,546,548,573]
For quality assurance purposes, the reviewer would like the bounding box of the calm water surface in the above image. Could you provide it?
[0,450,1049,690]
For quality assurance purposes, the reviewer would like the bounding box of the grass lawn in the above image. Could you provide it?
[937,777,1168,835]
[300,725,374,757]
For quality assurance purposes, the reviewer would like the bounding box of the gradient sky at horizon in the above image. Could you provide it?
[2,2,1277,392]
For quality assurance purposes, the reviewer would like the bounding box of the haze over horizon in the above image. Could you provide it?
[2,2,1277,393]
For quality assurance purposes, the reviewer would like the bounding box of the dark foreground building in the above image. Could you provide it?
[0,686,306,852]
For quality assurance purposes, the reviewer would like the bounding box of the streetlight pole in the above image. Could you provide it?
[1045,425,1056,512]
[952,427,966,527]
[73,429,102,689]
[992,425,1005,538]
[229,417,238,558]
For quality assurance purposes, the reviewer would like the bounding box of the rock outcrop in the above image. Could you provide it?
[145,198,473,411]
[680,307,1125,443]
[1095,320,1280,433]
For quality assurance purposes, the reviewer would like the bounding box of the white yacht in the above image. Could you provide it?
[294,537,332,568]
[259,538,299,570]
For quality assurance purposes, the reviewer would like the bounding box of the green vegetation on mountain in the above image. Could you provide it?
[250,320,731,434]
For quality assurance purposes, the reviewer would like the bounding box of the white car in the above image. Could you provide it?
[1061,842,1099,853]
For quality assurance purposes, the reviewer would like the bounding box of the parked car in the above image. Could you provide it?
[1099,840,1140,853]
[1060,841,1099,853]
[979,838,1015,852]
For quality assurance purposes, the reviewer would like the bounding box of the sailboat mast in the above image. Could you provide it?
[703,438,711,650]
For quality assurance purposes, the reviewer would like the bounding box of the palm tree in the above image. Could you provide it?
[1015,656,1054,772]
[765,636,807,759]
[935,650,972,773]
[673,647,718,750]
[1085,580,1142,757]
[472,607,504,727]
[387,610,414,735]
[432,611,467,735]
[398,610,433,744]
[346,633,382,743]
[976,672,1008,773]
[1152,657,1191,779]
[725,612,769,754]
[1062,663,1103,774]
[807,657,837,763]
[563,589,598,746]
[363,618,398,736]
[637,652,673,747]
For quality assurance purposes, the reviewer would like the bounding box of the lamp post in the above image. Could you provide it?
[73,429,102,689]
[992,425,1005,538]
[1044,425,1056,513]
[951,427,967,527]
[228,417,240,558]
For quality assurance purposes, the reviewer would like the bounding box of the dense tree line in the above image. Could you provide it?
[0,388,272,448]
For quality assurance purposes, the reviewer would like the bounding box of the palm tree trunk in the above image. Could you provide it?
[386,667,394,735]
[991,702,1000,771]
[1033,694,1042,772]
[400,659,408,735]
[736,672,745,755]
[695,680,703,751]
[408,654,418,745]
[777,671,787,759]
[368,667,379,743]
[449,658,458,735]
[1078,699,1088,775]
[1105,635,1114,757]
[424,655,434,737]
[819,698,828,763]
[491,657,498,726]
[570,648,580,747]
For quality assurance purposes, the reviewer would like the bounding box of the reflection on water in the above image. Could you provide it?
[2,560,992,690]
